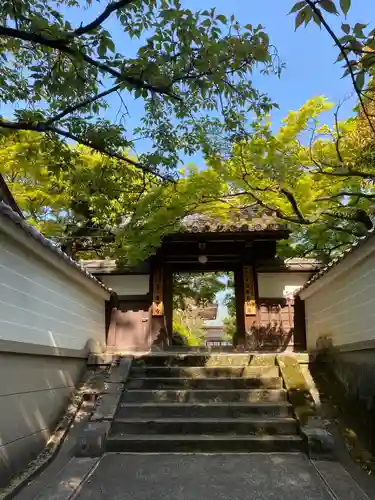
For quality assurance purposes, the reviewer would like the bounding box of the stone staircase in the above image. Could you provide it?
[106,353,304,453]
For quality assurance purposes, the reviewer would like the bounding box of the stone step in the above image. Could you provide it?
[121,389,288,403]
[111,417,297,435]
[106,434,305,453]
[117,402,293,419]
[125,377,283,390]
[133,353,276,367]
[130,366,280,379]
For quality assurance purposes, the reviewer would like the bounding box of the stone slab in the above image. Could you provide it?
[120,388,288,403]
[31,458,99,500]
[277,355,334,459]
[103,382,123,395]
[125,376,283,390]
[75,422,111,458]
[312,460,372,500]
[91,393,121,421]
[302,426,335,460]
[72,453,337,500]
[108,357,132,383]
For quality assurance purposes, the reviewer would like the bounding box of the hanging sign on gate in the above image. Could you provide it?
[244,266,257,316]
[152,268,164,316]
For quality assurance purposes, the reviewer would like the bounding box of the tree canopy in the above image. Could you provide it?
[1,129,153,257]
[2,1,375,264]
[0,0,279,179]
[3,91,375,263]
[117,96,375,262]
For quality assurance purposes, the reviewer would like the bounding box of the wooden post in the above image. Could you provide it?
[252,266,260,331]
[152,267,164,316]
[164,267,173,344]
[243,266,260,348]
[244,266,257,316]
[234,266,246,347]
[150,266,170,348]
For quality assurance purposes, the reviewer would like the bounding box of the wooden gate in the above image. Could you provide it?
[247,298,295,351]
[107,299,151,351]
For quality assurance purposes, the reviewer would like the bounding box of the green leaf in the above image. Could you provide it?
[303,7,313,26]
[361,53,375,69]
[335,52,345,62]
[355,71,365,91]
[353,23,367,38]
[98,40,107,58]
[295,8,311,30]
[106,39,115,53]
[295,10,305,30]
[341,23,350,35]
[350,39,363,52]
[216,14,227,24]
[319,0,339,14]
[340,0,351,16]
[312,10,322,26]
[289,1,306,14]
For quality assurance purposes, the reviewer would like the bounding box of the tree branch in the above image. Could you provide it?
[45,83,121,125]
[334,104,344,163]
[72,0,134,37]
[279,187,308,224]
[315,191,375,201]
[305,0,375,135]
[236,144,310,224]
[322,209,373,230]
[0,26,181,101]
[0,118,173,181]
[315,168,375,179]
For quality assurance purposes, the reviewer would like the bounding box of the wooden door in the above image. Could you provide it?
[108,299,151,351]
[249,298,294,351]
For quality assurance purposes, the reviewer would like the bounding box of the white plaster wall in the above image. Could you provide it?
[0,234,106,351]
[99,274,150,296]
[257,272,311,298]
[304,251,375,351]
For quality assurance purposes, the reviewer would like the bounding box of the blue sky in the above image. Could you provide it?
[96,0,374,166]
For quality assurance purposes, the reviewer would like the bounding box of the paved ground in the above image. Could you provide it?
[28,452,372,500]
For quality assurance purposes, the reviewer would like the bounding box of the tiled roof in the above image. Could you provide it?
[180,213,289,233]
[297,229,375,294]
[284,258,322,272]
[0,202,112,294]
[80,259,151,274]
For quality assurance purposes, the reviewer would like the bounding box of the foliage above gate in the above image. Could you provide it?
[3,96,375,264]
[118,96,375,263]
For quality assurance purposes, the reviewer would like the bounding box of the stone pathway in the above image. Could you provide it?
[17,452,372,500]
[8,353,375,500]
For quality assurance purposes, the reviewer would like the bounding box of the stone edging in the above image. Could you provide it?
[0,367,111,500]
[74,356,133,457]
[276,354,334,459]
